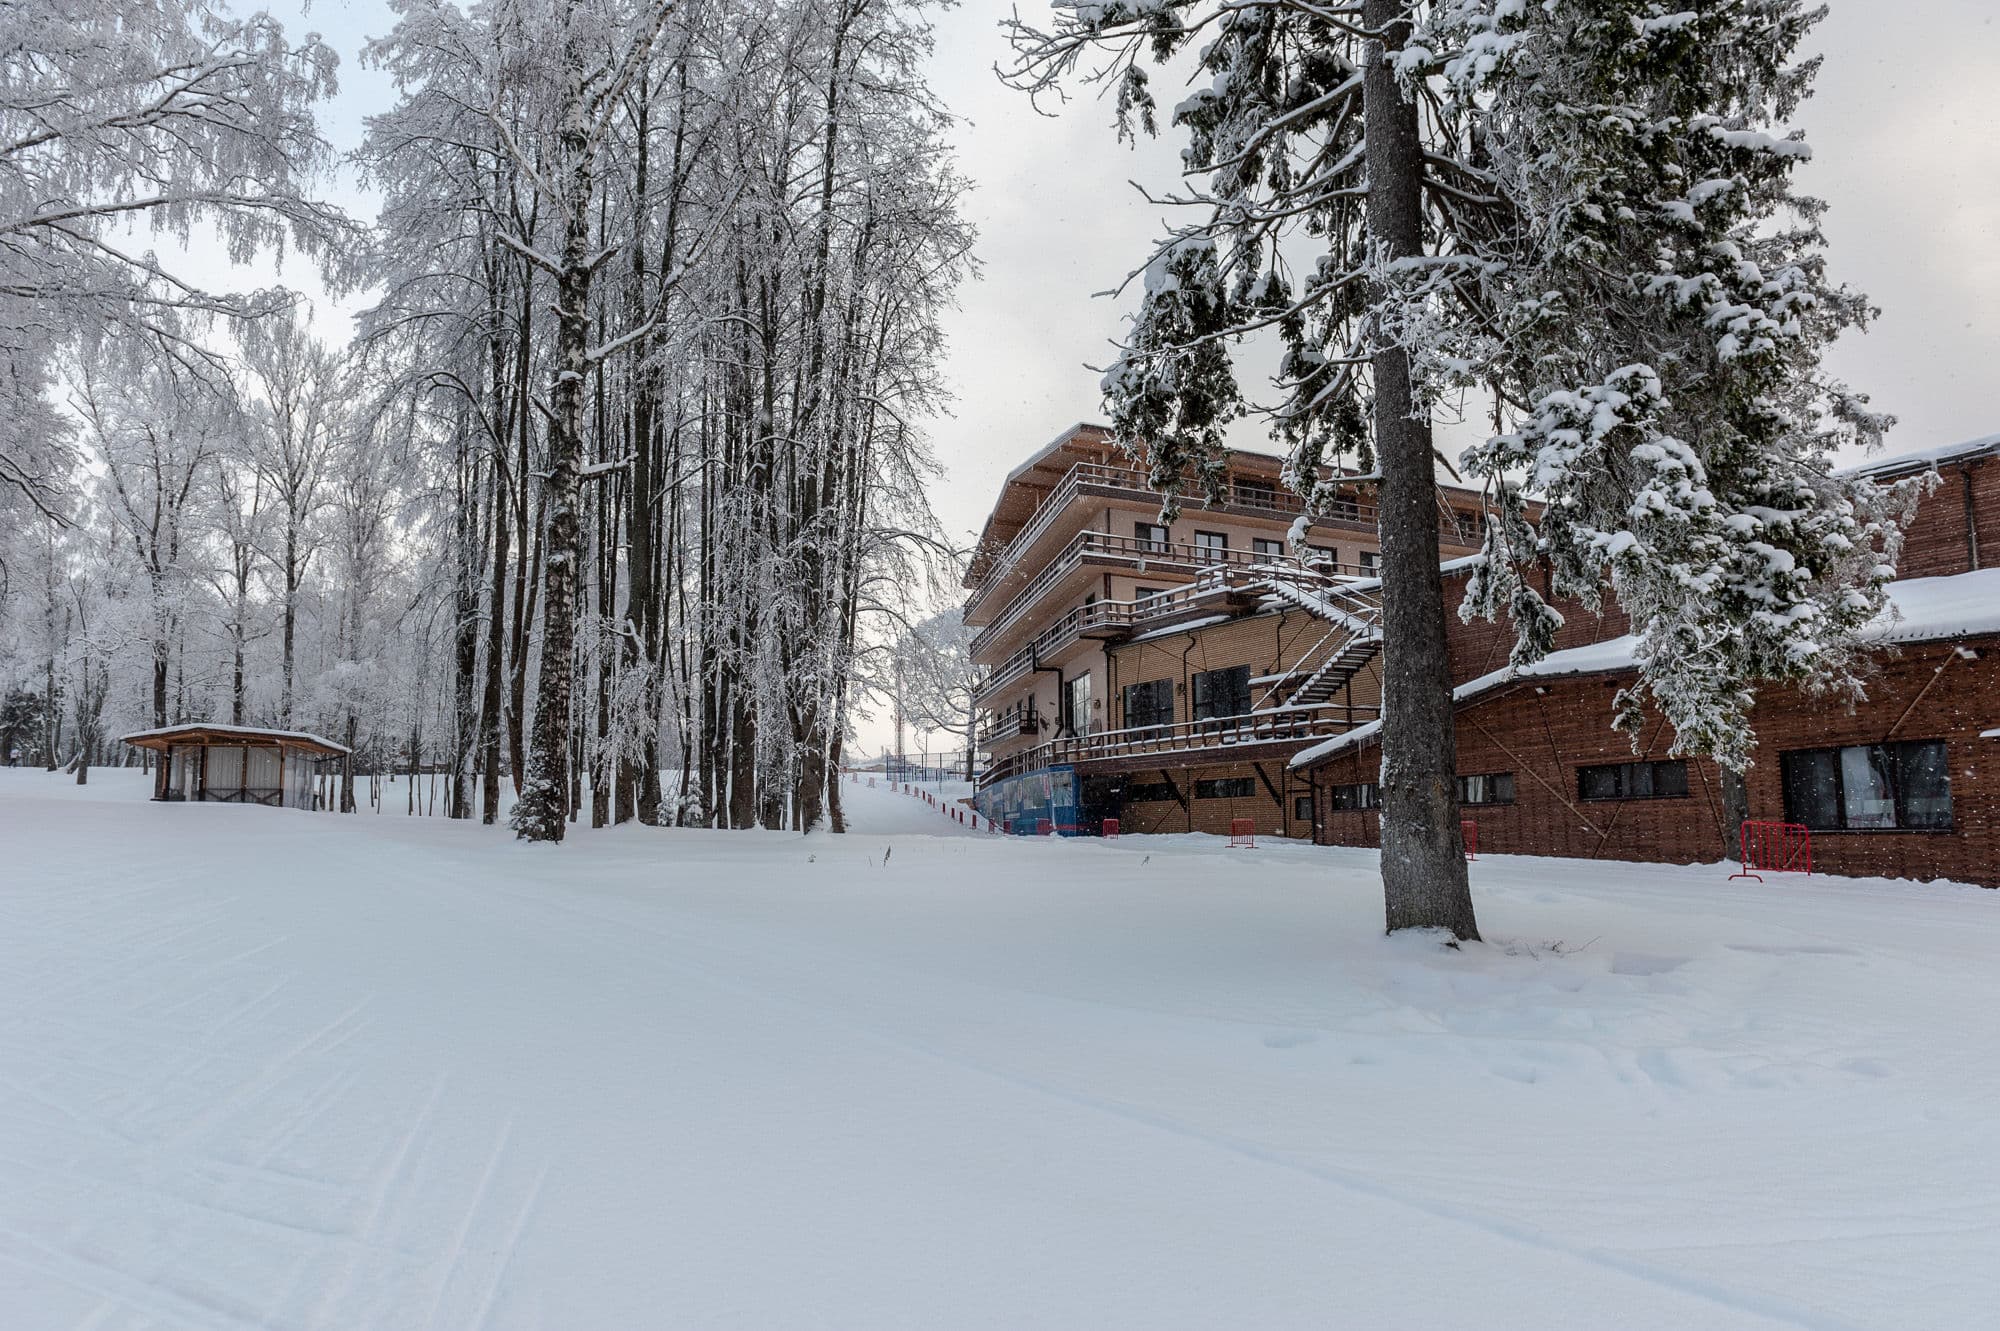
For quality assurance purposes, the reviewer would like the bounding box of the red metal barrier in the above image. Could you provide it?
[1730,821,1812,882]
[1461,819,1477,862]
[1037,818,1053,836]
[1102,817,1120,839]
[1228,818,1256,848]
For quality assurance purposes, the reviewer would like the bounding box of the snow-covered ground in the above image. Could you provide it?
[2,768,1994,1330]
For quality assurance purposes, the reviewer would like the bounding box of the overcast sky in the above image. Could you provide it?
[209,0,2000,752]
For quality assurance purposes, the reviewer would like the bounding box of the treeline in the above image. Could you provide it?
[0,0,972,838]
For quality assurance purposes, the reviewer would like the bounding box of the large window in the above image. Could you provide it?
[1293,794,1314,821]
[1191,665,1252,721]
[1195,776,1256,799]
[1062,673,1092,737]
[1781,741,1952,831]
[1252,537,1286,559]
[1358,549,1380,573]
[1124,781,1178,804]
[1457,772,1515,806]
[1328,782,1378,811]
[1578,759,1688,801]
[1122,678,1174,731]
[1193,529,1229,556]
[1134,521,1170,551]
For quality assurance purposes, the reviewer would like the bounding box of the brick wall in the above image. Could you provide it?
[1439,563,1632,687]
[1310,638,2000,885]
[1113,760,1312,839]
[1108,607,1381,726]
[1893,456,1997,580]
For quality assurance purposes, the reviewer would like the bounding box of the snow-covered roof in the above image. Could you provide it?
[121,722,351,755]
[1290,566,2000,769]
[1837,432,2000,480]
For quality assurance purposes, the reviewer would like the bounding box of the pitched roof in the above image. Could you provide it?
[1837,432,2000,480]
[121,722,351,756]
[1290,565,2000,769]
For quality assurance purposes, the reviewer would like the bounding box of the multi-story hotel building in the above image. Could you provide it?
[967,423,1490,836]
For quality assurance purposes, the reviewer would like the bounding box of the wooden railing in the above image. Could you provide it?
[978,704,1378,788]
[975,707,1039,748]
[966,461,1382,615]
[969,529,1372,658]
[973,563,1383,706]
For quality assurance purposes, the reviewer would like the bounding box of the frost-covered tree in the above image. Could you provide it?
[0,0,353,511]
[891,608,980,780]
[1441,0,1923,771]
[240,310,344,725]
[1006,0,1492,938]
[68,349,219,730]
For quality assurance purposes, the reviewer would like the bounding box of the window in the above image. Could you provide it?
[1135,521,1170,551]
[1062,673,1092,737]
[1235,479,1278,509]
[1328,782,1378,810]
[1123,781,1178,804]
[1134,586,1162,601]
[1457,772,1515,806]
[1781,740,1952,831]
[1191,665,1252,721]
[1122,678,1174,730]
[1305,544,1336,568]
[1578,759,1688,802]
[1195,776,1256,799]
[1193,530,1229,555]
[1358,549,1380,572]
[1251,537,1286,559]
[1293,794,1314,821]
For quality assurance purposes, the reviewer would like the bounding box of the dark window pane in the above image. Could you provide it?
[1840,746,1896,829]
[1123,679,1174,730]
[1782,750,1840,829]
[1294,795,1314,820]
[1124,782,1176,804]
[1579,765,1617,801]
[1493,773,1516,803]
[1653,761,1688,799]
[1195,776,1255,799]
[1192,666,1251,721]
[1895,741,1953,829]
[1329,782,1378,810]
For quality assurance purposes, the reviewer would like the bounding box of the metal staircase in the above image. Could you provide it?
[1254,576,1383,711]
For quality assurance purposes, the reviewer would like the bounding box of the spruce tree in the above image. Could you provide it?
[1441,0,1924,770]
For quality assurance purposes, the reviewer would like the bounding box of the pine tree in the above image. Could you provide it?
[1006,0,1489,939]
[1441,0,1924,771]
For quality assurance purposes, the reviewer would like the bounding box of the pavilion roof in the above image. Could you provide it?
[121,723,350,757]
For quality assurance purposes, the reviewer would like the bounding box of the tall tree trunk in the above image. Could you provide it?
[1365,0,1479,942]
[513,82,594,843]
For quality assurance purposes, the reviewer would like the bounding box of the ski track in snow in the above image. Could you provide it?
[0,767,1995,1329]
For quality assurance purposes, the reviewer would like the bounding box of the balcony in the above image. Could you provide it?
[975,706,1039,748]
[965,461,1379,620]
[974,567,1264,705]
[978,704,1379,790]
[968,531,1373,661]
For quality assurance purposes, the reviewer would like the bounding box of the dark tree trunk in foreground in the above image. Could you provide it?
[1365,0,1479,941]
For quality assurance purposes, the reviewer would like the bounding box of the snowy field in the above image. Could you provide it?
[1,769,1995,1330]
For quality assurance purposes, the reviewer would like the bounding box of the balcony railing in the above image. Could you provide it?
[967,461,1380,616]
[975,567,1257,703]
[968,530,1373,659]
[974,562,1378,706]
[975,706,1039,748]
[978,705,1378,789]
